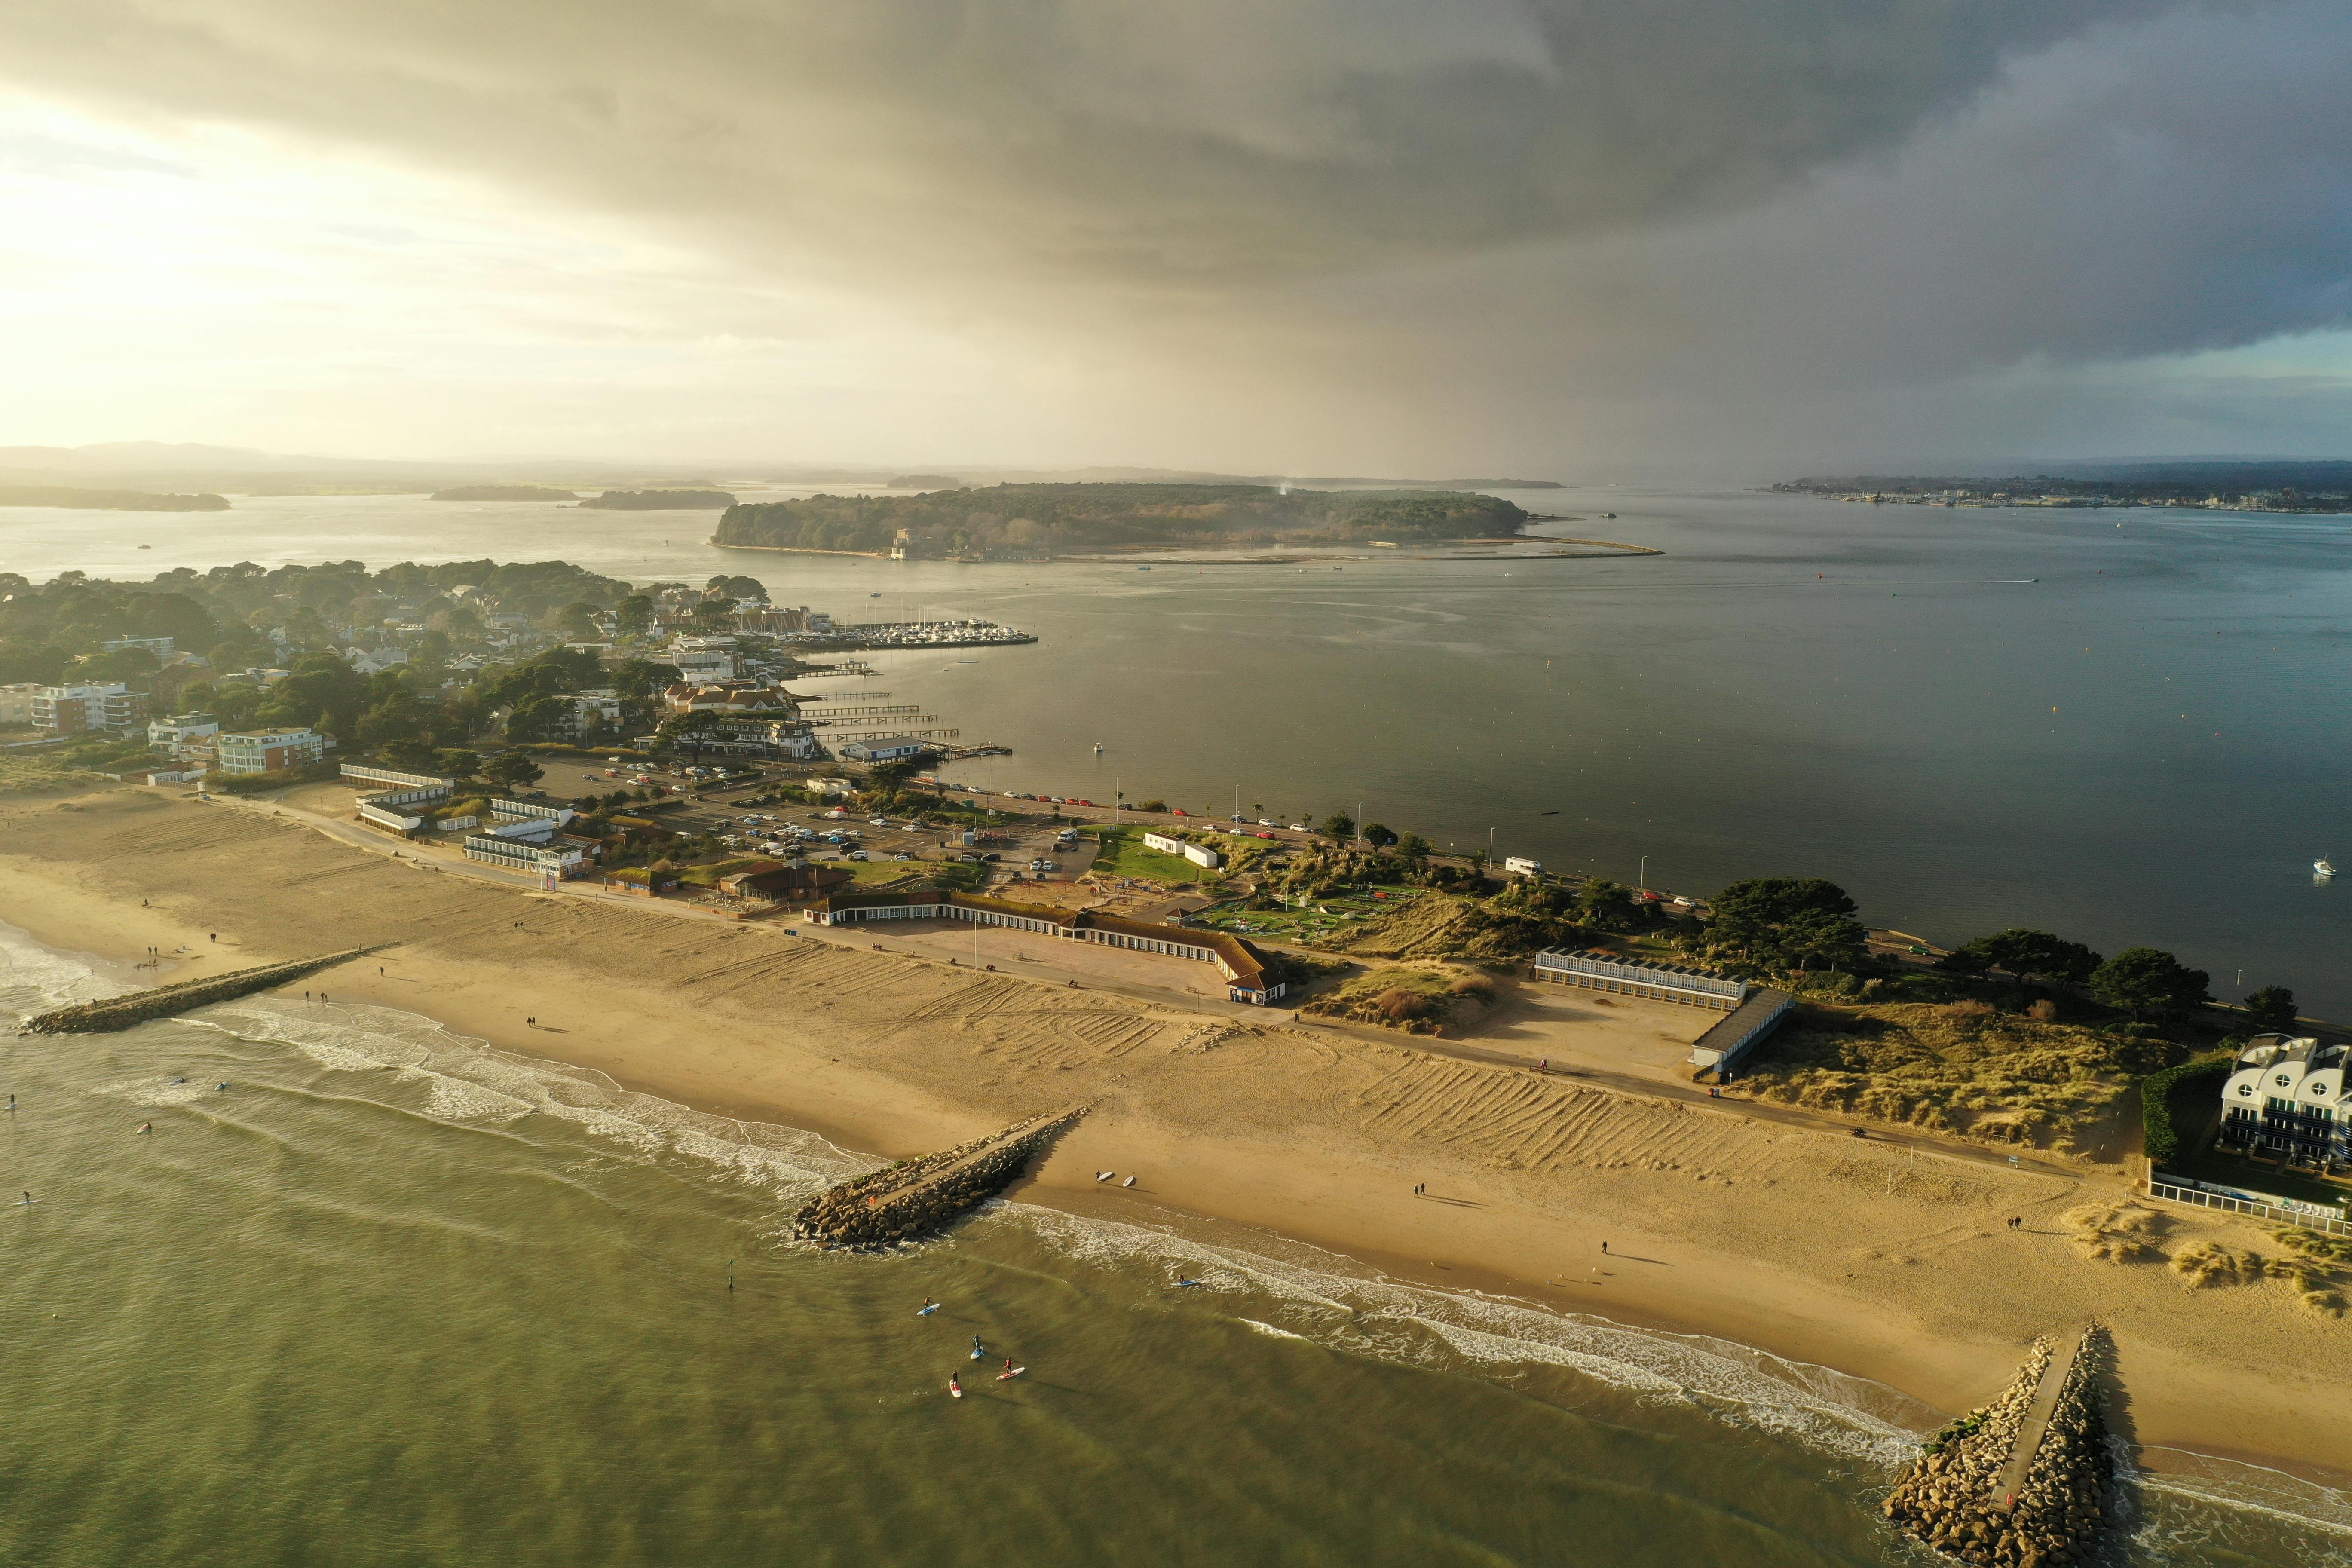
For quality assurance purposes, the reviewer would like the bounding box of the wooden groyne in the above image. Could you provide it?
[1882,1327,2115,1565]
[23,949,372,1035]
[793,1107,1086,1250]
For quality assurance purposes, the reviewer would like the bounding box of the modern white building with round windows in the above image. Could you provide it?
[2219,1033,2348,1170]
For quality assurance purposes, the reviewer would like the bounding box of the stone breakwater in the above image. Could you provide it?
[793,1107,1086,1250]
[1882,1327,2115,1567]
[22,949,373,1034]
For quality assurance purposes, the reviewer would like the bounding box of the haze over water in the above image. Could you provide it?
[9,481,2349,1014]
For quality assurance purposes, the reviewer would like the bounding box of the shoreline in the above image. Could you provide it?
[5,785,2351,1488]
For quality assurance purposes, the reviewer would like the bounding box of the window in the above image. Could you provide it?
[2237,1084,2254,1097]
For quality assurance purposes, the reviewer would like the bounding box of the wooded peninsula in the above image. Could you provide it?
[712,481,1531,557]
[0,484,229,511]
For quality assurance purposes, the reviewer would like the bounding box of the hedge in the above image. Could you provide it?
[2141,1054,2235,1167]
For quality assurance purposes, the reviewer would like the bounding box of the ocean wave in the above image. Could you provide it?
[175,996,874,1195]
[998,1201,1926,1468]
[0,916,141,1018]
[1240,1319,1308,1341]
[2124,1446,2352,1563]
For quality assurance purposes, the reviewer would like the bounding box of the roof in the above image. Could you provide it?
[808,889,1274,985]
[1690,987,1795,1058]
[1534,947,1736,984]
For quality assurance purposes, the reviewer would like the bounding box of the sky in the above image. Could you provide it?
[1,0,2349,478]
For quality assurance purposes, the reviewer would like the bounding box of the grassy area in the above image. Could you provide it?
[836,856,986,889]
[0,753,100,793]
[1084,826,1215,886]
[1730,1000,2171,1155]
[1300,965,1495,1033]
[1197,887,1413,948]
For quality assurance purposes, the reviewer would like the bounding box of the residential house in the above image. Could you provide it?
[839,735,934,763]
[32,683,149,736]
[147,711,221,760]
[214,727,328,775]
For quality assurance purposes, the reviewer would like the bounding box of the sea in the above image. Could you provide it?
[5,484,2352,1562]
[1,923,2344,1568]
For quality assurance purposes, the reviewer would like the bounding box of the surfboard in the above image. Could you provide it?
[917,1303,939,1316]
[997,1366,1026,1381]
[949,1384,962,1399]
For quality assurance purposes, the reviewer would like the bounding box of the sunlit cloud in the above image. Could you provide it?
[0,2,2346,472]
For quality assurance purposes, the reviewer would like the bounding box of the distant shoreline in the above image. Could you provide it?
[710,535,1664,564]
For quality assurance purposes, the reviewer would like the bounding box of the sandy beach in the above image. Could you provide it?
[5,782,2348,1481]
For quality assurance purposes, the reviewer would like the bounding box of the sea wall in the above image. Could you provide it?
[793,1107,1085,1249]
[1881,1327,2114,1566]
[22,949,371,1035]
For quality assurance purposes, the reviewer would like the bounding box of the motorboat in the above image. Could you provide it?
[2316,858,2337,879]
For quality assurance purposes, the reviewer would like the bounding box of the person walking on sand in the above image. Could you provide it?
[1601,1241,1609,1256]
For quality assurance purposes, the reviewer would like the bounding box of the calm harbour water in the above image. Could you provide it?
[0,926,2342,1568]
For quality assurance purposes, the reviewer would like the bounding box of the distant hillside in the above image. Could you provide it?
[579,489,737,510]
[0,484,229,511]
[431,484,583,502]
[713,482,1530,556]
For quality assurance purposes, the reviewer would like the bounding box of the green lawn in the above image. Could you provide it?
[1084,827,1217,885]
[1196,887,1411,945]
[839,856,986,889]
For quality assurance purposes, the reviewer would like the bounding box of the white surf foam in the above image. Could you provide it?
[176,996,874,1195]
[0,917,141,1018]
[1000,1201,1924,1467]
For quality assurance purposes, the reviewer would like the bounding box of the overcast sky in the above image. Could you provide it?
[2,0,2348,477]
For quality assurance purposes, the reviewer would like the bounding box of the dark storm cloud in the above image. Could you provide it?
[3,0,2346,466]
[0,0,2143,282]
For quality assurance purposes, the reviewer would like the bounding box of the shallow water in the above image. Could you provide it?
[0,925,2344,1565]
[4,481,2347,1014]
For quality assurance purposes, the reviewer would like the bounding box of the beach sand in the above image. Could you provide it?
[5,783,2348,1481]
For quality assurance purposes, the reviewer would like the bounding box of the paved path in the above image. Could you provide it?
[1993,1339,2077,1508]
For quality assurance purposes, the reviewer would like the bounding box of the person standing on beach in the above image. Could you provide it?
[1601,1241,1609,1256]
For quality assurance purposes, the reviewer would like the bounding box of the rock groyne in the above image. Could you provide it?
[793,1107,1085,1249]
[23,949,372,1034]
[1882,1327,2115,1566]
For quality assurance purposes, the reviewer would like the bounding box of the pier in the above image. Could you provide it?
[24,948,374,1034]
[793,1107,1085,1249]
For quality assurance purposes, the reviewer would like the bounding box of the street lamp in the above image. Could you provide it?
[1639,855,1647,896]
